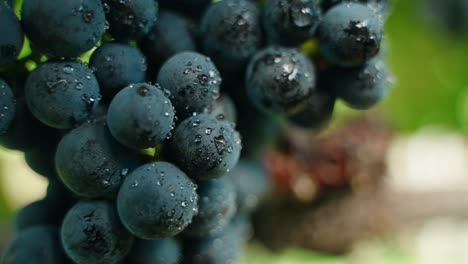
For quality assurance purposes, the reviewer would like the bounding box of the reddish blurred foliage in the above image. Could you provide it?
[265,117,393,202]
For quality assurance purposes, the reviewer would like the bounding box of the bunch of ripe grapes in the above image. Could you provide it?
[0,0,390,263]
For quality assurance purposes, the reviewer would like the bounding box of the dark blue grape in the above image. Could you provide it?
[209,93,237,123]
[263,0,322,46]
[1,226,67,264]
[182,218,247,264]
[24,138,60,178]
[85,102,108,123]
[0,78,15,135]
[21,0,105,58]
[166,114,242,180]
[45,176,77,203]
[236,102,280,159]
[424,0,468,34]
[15,201,54,231]
[117,161,198,239]
[15,181,76,231]
[126,239,182,264]
[61,201,134,264]
[246,47,316,116]
[329,57,388,109]
[288,89,336,129]
[229,214,254,243]
[4,0,13,8]
[228,159,271,213]
[25,61,101,129]
[89,43,147,100]
[0,98,57,151]
[103,0,158,40]
[107,83,175,149]
[185,178,237,237]
[0,2,23,67]
[55,122,139,198]
[158,0,211,19]
[199,0,263,73]
[322,0,389,13]
[140,10,196,73]
[321,0,343,10]
[157,51,221,119]
[224,79,281,159]
[317,3,383,66]
[370,0,389,10]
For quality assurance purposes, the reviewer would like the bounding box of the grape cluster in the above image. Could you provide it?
[423,0,468,35]
[0,0,391,263]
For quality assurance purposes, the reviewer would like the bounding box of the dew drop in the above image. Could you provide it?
[62,65,74,74]
[75,82,83,90]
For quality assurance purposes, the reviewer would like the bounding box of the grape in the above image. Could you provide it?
[199,0,263,73]
[103,0,158,41]
[229,214,254,243]
[46,177,77,203]
[159,0,211,19]
[182,218,247,264]
[0,78,15,135]
[21,0,105,58]
[15,194,68,232]
[61,201,134,264]
[317,2,383,67]
[236,102,281,158]
[117,161,198,239]
[0,98,57,151]
[4,0,13,8]
[166,114,242,180]
[321,0,341,10]
[1,226,67,264]
[246,47,316,116]
[423,0,468,34]
[126,239,182,264]
[288,89,336,129]
[322,0,389,13]
[263,0,322,46]
[85,102,108,124]
[140,10,196,73]
[15,193,73,232]
[210,93,237,123]
[157,51,221,119]
[329,57,388,109]
[184,178,237,237]
[55,121,139,199]
[0,2,23,67]
[89,43,147,100]
[107,83,175,149]
[24,138,60,178]
[228,159,272,213]
[25,61,101,129]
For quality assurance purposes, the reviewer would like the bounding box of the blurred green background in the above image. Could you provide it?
[381,0,468,135]
[2,0,468,263]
